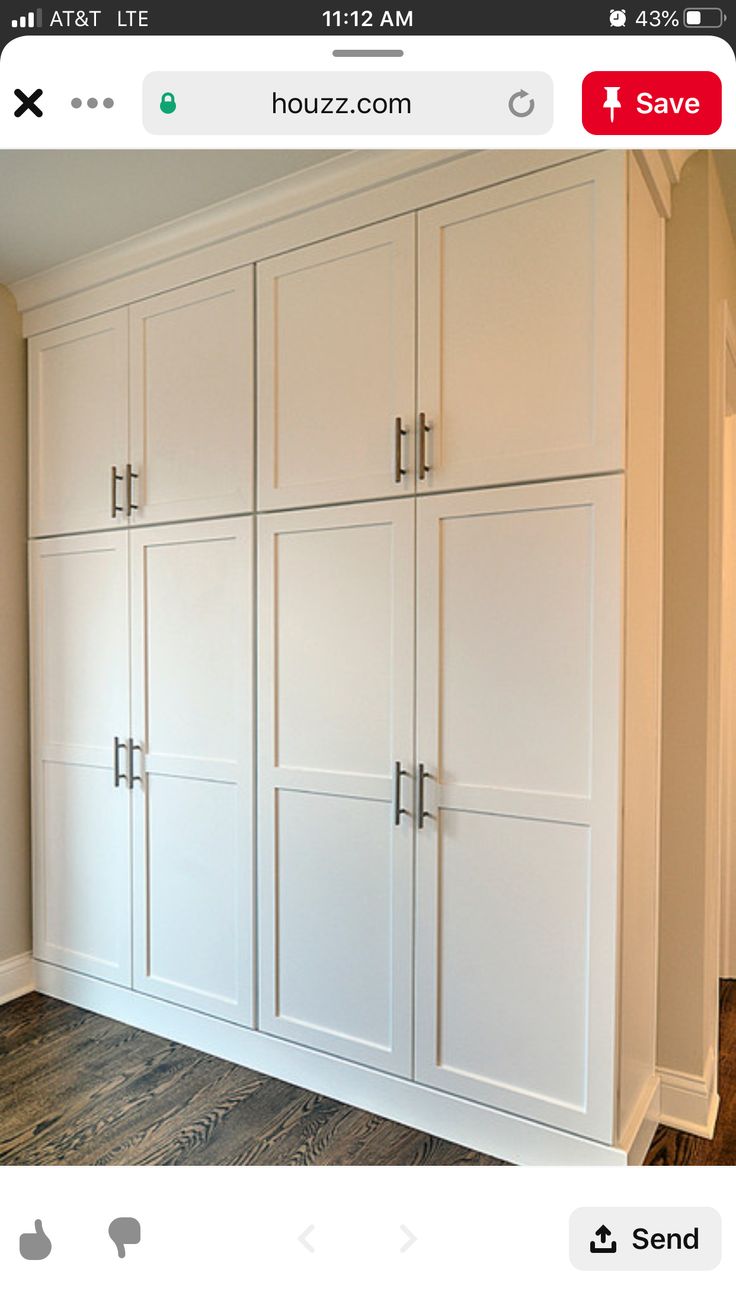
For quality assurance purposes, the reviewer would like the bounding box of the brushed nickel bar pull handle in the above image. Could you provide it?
[394,418,407,484]
[418,413,432,480]
[125,464,139,517]
[417,762,428,829]
[127,739,143,790]
[393,761,408,826]
[113,736,124,788]
[111,466,124,518]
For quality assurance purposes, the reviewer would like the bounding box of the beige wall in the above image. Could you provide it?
[658,153,736,1086]
[0,284,30,963]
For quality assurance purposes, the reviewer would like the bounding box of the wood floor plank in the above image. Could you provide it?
[0,987,733,1165]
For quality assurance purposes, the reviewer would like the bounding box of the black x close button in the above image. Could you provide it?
[14,88,43,118]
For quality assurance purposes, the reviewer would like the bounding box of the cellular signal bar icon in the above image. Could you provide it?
[11,9,43,27]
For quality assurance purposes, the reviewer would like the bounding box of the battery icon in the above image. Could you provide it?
[683,7,724,24]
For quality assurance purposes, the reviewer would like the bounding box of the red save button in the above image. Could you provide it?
[582,71,721,134]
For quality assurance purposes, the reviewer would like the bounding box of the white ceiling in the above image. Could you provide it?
[0,150,348,284]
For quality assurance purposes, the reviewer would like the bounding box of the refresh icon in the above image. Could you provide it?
[508,88,535,117]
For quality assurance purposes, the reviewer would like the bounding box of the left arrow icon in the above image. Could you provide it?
[298,1225,316,1253]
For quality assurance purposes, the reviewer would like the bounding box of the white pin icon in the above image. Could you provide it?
[603,86,622,122]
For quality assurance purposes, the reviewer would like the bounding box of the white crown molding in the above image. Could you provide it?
[9,149,470,315]
[11,148,599,334]
[0,951,35,1006]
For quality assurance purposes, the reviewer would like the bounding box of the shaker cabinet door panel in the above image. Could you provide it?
[258,501,415,1072]
[29,310,129,537]
[257,217,415,509]
[417,155,625,492]
[30,534,131,983]
[414,477,623,1142]
[129,269,254,523]
[130,518,254,1025]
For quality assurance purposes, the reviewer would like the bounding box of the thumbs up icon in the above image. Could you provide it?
[19,1220,52,1261]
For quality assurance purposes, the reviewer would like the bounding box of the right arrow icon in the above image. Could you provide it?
[399,1224,417,1254]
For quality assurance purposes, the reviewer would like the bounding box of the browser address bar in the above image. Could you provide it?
[143,71,553,135]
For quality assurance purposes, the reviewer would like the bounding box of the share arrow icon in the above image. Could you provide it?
[590,1224,618,1254]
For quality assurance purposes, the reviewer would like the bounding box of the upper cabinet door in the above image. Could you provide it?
[417,154,626,492]
[129,269,254,524]
[257,216,415,510]
[29,310,129,537]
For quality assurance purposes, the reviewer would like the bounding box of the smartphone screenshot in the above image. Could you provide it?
[0,3,734,1302]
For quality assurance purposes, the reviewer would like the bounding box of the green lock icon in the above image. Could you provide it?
[160,92,176,115]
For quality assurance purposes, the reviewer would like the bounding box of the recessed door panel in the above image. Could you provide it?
[435,809,591,1108]
[145,774,240,1005]
[275,519,394,775]
[39,762,131,979]
[275,789,395,1052]
[439,503,593,797]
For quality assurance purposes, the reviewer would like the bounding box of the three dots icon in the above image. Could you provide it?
[71,97,115,109]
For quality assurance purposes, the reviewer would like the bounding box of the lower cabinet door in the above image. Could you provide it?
[31,533,132,984]
[258,500,415,1074]
[415,478,623,1143]
[130,518,254,1024]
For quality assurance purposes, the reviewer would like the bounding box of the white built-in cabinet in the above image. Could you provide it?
[257,477,623,1140]
[29,270,253,537]
[26,150,667,1166]
[30,520,254,1024]
[257,153,624,510]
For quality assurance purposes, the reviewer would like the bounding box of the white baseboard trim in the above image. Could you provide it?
[658,1049,720,1139]
[34,960,646,1167]
[0,952,35,1005]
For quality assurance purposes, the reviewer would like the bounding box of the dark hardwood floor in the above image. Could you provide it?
[0,993,500,1165]
[0,984,733,1165]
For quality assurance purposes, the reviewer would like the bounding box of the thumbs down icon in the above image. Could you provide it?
[109,1217,141,1258]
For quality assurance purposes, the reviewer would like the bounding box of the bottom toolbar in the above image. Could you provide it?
[2,1166,732,1307]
